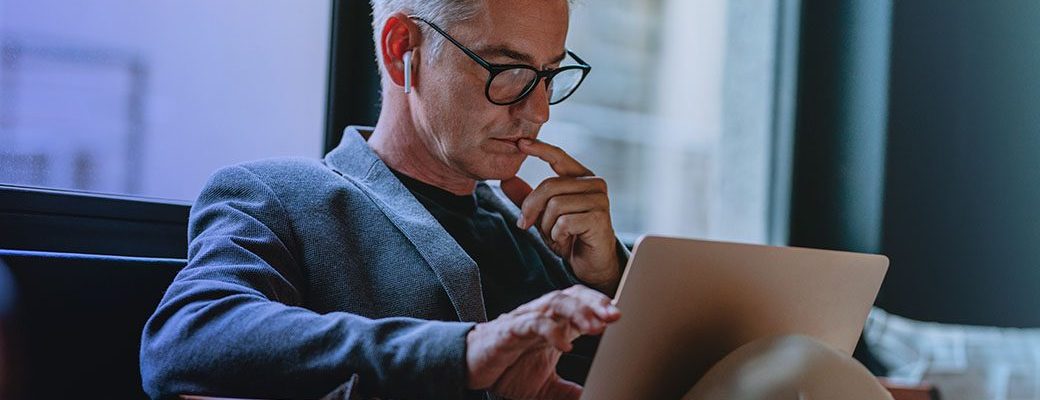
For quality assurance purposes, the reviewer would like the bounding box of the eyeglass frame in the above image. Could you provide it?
[408,15,592,106]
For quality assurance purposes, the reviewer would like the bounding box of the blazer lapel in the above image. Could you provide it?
[324,126,488,323]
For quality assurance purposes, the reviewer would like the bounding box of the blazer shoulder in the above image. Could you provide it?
[214,157,382,215]
[198,157,366,209]
[235,156,340,184]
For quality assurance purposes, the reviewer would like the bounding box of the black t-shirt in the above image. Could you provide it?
[392,170,561,320]
[392,170,601,384]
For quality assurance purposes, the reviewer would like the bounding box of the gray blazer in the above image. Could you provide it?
[140,126,628,399]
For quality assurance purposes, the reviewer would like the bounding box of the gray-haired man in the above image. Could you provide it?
[141,1,626,399]
[140,0,894,399]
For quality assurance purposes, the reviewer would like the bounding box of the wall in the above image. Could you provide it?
[878,1,1040,327]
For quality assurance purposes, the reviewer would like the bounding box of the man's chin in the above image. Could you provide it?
[474,155,526,181]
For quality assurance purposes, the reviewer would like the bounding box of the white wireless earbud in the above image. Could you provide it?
[403,50,413,94]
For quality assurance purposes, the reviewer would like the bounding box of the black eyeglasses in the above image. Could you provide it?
[410,16,591,106]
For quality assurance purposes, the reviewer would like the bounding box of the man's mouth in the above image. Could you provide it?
[493,135,535,144]
[490,137,528,153]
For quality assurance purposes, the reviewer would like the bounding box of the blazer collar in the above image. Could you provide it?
[324,126,488,323]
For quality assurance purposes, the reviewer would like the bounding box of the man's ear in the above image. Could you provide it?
[380,12,422,91]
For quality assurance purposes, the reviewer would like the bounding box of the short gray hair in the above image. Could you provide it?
[369,0,484,73]
[369,0,574,76]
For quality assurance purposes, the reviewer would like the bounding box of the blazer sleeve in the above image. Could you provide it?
[140,165,475,400]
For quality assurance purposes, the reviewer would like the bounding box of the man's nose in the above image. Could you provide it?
[511,80,551,125]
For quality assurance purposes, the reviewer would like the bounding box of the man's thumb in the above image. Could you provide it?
[500,176,533,207]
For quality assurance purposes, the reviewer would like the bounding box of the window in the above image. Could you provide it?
[0,0,331,201]
[516,1,783,243]
[2,0,788,245]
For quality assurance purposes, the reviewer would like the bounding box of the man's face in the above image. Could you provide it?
[412,0,570,181]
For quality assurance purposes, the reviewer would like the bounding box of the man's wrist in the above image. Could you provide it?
[586,240,627,295]
[577,253,622,296]
[586,272,620,296]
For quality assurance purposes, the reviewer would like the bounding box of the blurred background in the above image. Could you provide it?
[0,0,774,241]
[0,0,330,199]
[1,0,1039,399]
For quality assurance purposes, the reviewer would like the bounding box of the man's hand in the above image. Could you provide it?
[501,138,621,294]
[466,285,621,400]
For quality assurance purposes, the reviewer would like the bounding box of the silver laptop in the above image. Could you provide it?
[580,235,889,400]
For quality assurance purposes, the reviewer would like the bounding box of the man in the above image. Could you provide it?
[141,1,626,399]
[141,1,896,399]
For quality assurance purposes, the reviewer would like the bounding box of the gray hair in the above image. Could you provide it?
[369,0,483,74]
[369,0,575,77]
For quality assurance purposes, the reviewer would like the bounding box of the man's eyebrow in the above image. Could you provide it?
[478,45,568,67]
[548,51,568,65]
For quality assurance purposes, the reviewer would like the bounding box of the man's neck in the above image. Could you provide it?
[369,110,478,196]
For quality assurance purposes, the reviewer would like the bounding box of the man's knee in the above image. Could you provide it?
[684,334,892,400]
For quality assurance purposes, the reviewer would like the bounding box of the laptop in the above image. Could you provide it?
[580,235,889,400]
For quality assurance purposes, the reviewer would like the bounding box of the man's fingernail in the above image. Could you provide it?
[516,214,524,228]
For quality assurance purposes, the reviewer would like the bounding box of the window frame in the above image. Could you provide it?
[0,184,190,258]
[323,0,380,153]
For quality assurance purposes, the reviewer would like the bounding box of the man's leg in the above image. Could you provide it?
[684,335,893,400]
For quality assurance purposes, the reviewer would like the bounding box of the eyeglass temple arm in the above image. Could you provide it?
[407,15,493,69]
[567,50,591,68]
